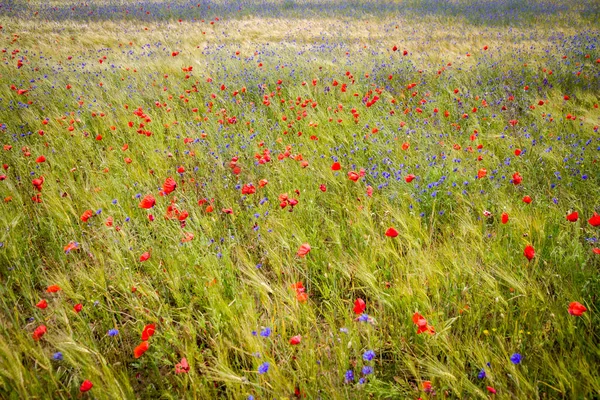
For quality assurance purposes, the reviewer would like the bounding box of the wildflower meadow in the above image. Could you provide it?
[0,0,599,398]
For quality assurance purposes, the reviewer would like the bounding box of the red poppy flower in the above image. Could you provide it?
[36,299,48,309]
[80,209,94,222]
[405,174,416,183]
[348,171,359,182]
[412,313,434,335]
[139,194,156,209]
[588,213,600,227]
[331,162,341,171]
[181,232,194,243]
[32,176,45,191]
[175,357,190,374]
[568,301,587,316]
[134,341,149,358]
[566,211,578,222]
[241,184,256,195]
[64,241,79,253]
[177,210,189,221]
[289,335,302,345]
[512,172,523,185]
[501,212,509,224]
[422,381,432,392]
[139,252,150,262]
[141,323,156,340]
[385,227,399,237]
[524,245,535,261]
[297,243,311,257]
[296,292,308,302]
[32,325,47,341]
[522,195,532,204]
[46,285,61,293]
[353,298,366,314]
[80,380,93,392]
[161,177,177,195]
[291,282,308,302]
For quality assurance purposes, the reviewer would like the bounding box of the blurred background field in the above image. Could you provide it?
[0,0,599,398]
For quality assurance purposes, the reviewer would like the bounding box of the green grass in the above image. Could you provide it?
[0,2,599,399]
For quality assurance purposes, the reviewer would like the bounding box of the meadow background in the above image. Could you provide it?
[0,0,599,398]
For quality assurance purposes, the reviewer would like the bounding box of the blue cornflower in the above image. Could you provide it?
[258,362,269,374]
[478,369,486,379]
[358,378,366,384]
[358,314,370,322]
[510,353,522,364]
[362,350,375,362]
[361,365,373,375]
[260,327,271,338]
[108,328,119,337]
[344,369,354,383]
[52,352,63,361]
